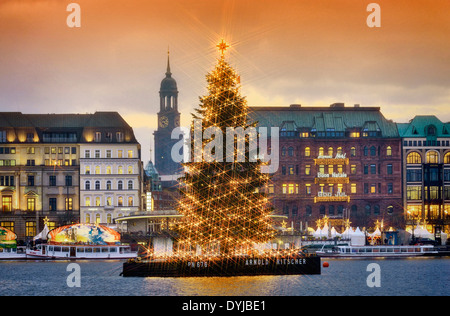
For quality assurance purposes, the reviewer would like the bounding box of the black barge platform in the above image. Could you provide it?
[121,255,321,277]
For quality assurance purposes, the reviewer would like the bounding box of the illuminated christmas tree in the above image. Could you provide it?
[177,40,275,257]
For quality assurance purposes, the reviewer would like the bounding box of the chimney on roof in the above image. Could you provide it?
[330,103,345,108]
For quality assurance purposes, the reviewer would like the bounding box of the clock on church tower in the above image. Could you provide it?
[153,51,182,176]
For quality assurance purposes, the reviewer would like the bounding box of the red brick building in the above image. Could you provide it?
[249,103,403,231]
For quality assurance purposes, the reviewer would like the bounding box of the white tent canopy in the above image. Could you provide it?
[369,227,381,237]
[330,227,341,238]
[33,224,49,241]
[409,225,434,239]
[350,227,366,246]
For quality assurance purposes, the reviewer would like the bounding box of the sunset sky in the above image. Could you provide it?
[1,0,449,163]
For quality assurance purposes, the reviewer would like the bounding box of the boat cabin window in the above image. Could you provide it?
[54,246,61,252]
[101,247,108,253]
[85,247,92,253]
[62,247,69,252]
[93,248,100,253]
[77,247,85,253]
[49,246,54,252]
[109,247,117,253]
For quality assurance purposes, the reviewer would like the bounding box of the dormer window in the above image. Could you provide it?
[427,125,436,136]
[116,132,124,142]
[0,131,7,143]
[95,132,101,142]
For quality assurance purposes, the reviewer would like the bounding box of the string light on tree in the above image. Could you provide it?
[177,39,275,258]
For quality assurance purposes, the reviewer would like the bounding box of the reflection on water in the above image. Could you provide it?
[163,276,282,296]
[0,258,448,296]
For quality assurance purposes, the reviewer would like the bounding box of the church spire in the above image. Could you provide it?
[166,47,171,77]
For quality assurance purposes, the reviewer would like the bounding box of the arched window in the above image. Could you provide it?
[374,205,380,215]
[107,214,112,224]
[328,147,333,157]
[106,180,112,190]
[106,166,111,174]
[95,214,101,224]
[128,180,133,190]
[118,166,123,174]
[365,204,371,215]
[351,205,357,216]
[118,196,123,207]
[444,152,450,164]
[288,147,294,157]
[118,180,123,190]
[85,213,90,224]
[95,180,100,190]
[350,147,356,157]
[305,147,311,157]
[386,146,392,156]
[85,180,91,190]
[427,125,436,136]
[95,197,101,206]
[319,147,324,156]
[305,205,312,216]
[363,146,368,156]
[407,152,421,164]
[337,147,343,155]
[106,197,112,206]
[128,196,133,206]
[95,166,100,174]
[319,205,326,215]
[128,166,133,174]
[281,147,286,157]
[426,151,439,164]
[329,205,335,215]
[370,146,376,156]
[85,197,90,207]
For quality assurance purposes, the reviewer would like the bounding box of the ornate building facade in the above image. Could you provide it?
[0,112,142,243]
[398,115,450,242]
[248,103,403,231]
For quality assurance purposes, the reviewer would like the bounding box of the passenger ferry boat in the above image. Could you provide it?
[0,246,27,260]
[26,223,137,260]
[0,226,26,259]
[26,244,137,260]
[316,245,438,258]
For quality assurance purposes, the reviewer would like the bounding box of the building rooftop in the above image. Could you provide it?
[0,111,138,143]
[397,115,450,138]
[248,104,399,138]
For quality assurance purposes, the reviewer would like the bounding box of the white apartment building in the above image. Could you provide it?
[79,114,142,226]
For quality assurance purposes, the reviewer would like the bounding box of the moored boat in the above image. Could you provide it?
[316,245,438,258]
[26,244,136,260]
[0,246,27,260]
[0,226,26,259]
[26,223,137,260]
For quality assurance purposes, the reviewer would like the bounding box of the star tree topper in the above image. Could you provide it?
[217,39,230,57]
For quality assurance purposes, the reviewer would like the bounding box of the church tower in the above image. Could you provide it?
[153,51,182,177]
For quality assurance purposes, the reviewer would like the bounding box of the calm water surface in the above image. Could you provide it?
[0,258,448,296]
